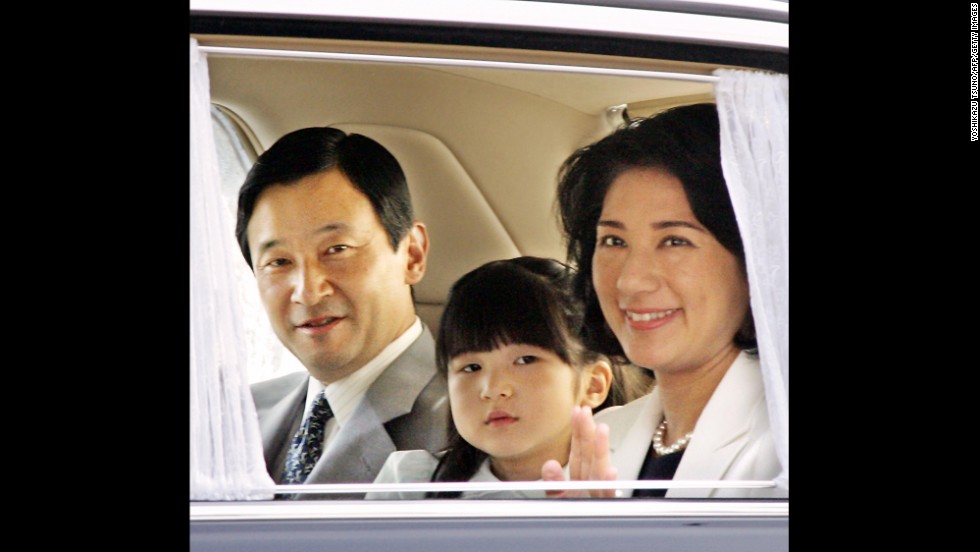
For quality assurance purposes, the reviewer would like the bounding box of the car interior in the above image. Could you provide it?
[202,36,726,347]
[191,2,789,549]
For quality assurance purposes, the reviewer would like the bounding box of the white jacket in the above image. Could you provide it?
[596,352,785,498]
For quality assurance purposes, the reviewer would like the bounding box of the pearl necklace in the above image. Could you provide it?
[652,418,693,456]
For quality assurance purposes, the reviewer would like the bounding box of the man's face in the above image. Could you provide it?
[246,169,427,384]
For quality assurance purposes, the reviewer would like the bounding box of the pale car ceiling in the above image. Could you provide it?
[411,66,712,116]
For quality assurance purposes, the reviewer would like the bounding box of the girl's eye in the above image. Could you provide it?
[515,355,538,365]
[460,364,481,373]
[599,235,625,247]
[662,236,692,247]
[325,245,349,255]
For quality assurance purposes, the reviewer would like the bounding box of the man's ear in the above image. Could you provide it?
[404,221,429,285]
[579,359,613,409]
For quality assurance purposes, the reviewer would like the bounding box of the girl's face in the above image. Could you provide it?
[592,167,749,375]
[448,343,589,481]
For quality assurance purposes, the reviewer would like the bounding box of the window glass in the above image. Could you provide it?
[197,44,787,502]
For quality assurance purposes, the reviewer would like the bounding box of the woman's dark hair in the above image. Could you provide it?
[427,256,604,497]
[597,363,655,411]
[235,127,413,267]
[556,102,756,358]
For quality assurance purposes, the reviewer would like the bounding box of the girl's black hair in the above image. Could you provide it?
[426,256,602,498]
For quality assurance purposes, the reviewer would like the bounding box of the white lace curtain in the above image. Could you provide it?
[190,37,276,500]
[714,69,789,491]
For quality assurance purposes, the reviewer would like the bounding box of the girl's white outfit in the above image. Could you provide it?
[366,450,549,499]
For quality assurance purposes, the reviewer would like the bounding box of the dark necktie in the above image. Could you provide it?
[282,391,334,484]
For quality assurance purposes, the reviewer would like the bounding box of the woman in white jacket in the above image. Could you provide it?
[542,103,783,498]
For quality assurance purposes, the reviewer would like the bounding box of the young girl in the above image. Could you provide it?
[368,256,614,499]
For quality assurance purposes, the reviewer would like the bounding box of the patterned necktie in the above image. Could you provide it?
[282,391,334,484]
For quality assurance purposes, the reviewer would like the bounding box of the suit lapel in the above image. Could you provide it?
[310,397,396,483]
[255,374,308,476]
[305,326,438,484]
[669,353,763,498]
[607,392,661,497]
[364,325,438,422]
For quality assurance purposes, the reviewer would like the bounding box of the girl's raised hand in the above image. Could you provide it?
[541,405,618,498]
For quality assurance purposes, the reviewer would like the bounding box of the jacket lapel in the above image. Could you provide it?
[669,353,763,498]
[310,398,397,484]
[254,373,308,475]
[606,392,661,497]
[305,326,438,485]
[364,325,438,423]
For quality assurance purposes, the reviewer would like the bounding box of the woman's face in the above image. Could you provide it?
[592,167,749,374]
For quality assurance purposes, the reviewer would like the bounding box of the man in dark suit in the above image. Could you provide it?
[235,127,448,498]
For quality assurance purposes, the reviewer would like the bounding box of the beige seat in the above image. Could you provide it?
[334,123,522,335]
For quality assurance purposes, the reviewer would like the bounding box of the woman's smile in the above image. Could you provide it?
[593,167,749,375]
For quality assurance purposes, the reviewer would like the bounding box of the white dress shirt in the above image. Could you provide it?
[297,317,423,450]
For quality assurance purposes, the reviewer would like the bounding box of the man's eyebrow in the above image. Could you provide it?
[256,238,281,255]
[255,223,351,254]
[313,222,349,235]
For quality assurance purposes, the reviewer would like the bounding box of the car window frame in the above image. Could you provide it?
[190,1,789,547]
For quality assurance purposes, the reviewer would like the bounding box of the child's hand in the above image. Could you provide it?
[541,405,618,498]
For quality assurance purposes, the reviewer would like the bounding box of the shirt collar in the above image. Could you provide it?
[304,316,423,427]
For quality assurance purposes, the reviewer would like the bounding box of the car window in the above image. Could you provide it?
[191,0,788,526]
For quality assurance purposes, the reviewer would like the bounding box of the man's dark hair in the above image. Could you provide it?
[235,127,413,267]
[556,103,755,356]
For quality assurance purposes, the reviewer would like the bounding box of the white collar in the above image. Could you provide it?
[462,458,565,498]
[303,317,423,428]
